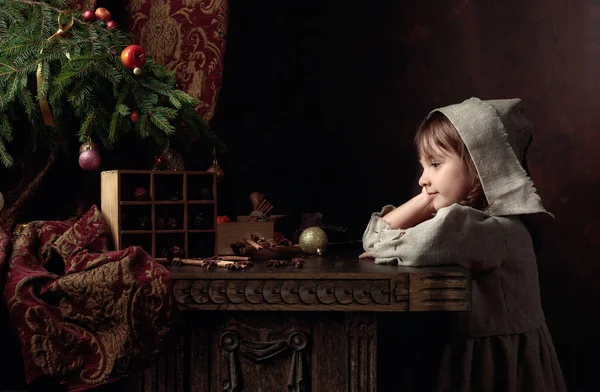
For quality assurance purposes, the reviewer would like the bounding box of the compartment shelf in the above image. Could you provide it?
[101,170,218,259]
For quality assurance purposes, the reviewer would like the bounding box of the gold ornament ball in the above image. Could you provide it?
[207,163,225,182]
[79,140,97,154]
[133,67,142,76]
[299,227,328,255]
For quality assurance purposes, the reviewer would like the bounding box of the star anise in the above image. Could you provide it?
[291,258,305,268]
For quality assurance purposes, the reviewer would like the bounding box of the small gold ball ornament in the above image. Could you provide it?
[206,146,224,182]
[133,67,142,76]
[299,227,328,255]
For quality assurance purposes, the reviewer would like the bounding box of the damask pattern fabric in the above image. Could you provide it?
[128,0,229,122]
[1,206,172,390]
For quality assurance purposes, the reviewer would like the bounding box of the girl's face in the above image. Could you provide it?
[418,146,473,211]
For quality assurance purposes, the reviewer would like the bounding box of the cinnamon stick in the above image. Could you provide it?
[244,238,263,249]
[180,259,241,269]
[257,199,269,212]
[219,255,251,261]
[180,258,206,266]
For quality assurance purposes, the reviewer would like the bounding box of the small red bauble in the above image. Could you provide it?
[121,45,146,70]
[155,155,164,167]
[107,20,117,29]
[83,9,95,21]
[95,7,111,22]
[130,111,139,123]
[134,187,148,201]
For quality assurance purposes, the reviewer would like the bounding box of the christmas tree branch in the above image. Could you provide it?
[0,152,56,230]
[9,0,79,23]
[0,0,224,169]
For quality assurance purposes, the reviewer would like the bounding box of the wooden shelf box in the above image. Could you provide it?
[101,170,218,259]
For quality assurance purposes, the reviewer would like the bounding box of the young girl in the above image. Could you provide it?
[360,97,566,391]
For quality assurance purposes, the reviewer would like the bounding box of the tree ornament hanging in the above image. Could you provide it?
[83,10,95,21]
[107,20,117,29]
[160,144,185,170]
[130,111,139,123]
[207,146,224,181]
[299,227,328,255]
[94,7,111,22]
[79,141,101,171]
[121,45,146,72]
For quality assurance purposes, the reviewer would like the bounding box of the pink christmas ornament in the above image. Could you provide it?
[79,141,101,171]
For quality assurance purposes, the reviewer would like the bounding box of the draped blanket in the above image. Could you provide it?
[0,205,172,391]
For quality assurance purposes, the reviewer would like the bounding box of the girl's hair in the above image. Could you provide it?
[414,112,489,211]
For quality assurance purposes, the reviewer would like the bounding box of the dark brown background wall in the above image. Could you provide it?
[211,1,599,390]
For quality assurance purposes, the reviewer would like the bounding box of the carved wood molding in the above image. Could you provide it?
[217,319,311,392]
[220,330,309,392]
[346,314,377,392]
[409,272,471,311]
[173,277,410,311]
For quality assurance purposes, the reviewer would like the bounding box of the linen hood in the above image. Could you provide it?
[429,97,551,217]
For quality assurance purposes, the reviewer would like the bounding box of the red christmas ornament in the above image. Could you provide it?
[94,7,110,22]
[95,7,111,22]
[83,9,95,21]
[155,155,164,168]
[134,187,149,201]
[79,141,101,171]
[130,111,139,123]
[121,45,146,70]
[107,20,118,29]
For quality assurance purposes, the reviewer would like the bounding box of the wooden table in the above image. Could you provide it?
[134,249,471,392]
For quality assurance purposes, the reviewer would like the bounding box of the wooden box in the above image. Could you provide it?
[101,170,218,259]
[236,214,287,224]
[216,221,274,255]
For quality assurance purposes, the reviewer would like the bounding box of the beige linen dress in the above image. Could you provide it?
[363,98,566,392]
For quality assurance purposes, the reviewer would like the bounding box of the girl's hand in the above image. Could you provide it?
[359,250,375,259]
[417,186,437,214]
[382,187,436,230]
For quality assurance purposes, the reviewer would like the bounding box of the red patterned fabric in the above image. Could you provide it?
[0,219,11,289]
[127,0,229,122]
[2,206,172,390]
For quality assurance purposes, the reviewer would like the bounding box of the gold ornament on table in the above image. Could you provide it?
[299,227,328,255]
[207,146,224,181]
